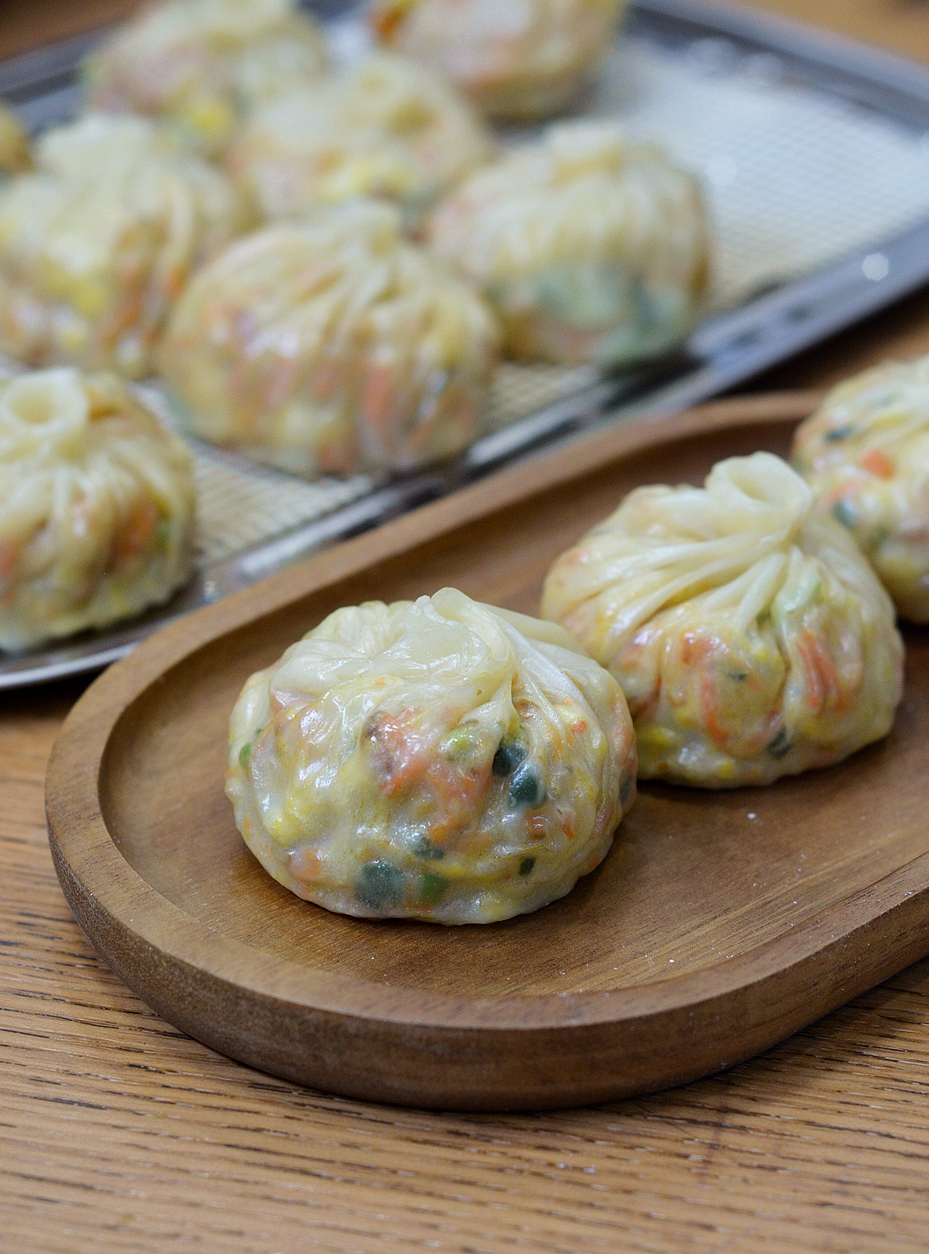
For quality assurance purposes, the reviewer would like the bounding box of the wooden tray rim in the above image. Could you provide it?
[48,389,929,1039]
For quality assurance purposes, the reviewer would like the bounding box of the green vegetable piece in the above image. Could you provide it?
[493,739,526,777]
[728,670,748,682]
[412,837,444,861]
[419,872,449,906]
[509,766,546,808]
[156,517,171,549]
[238,741,252,767]
[355,861,405,910]
[444,725,476,757]
[518,857,536,877]
[767,727,792,760]
[620,774,635,807]
[825,425,854,442]
[832,499,858,529]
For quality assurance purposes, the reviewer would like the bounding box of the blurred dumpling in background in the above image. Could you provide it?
[83,0,328,155]
[0,114,249,378]
[369,0,628,122]
[226,52,493,227]
[428,120,711,367]
[159,200,499,476]
[792,356,929,623]
[0,367,195,653]
[542,453,903,788]
[226,587,637,924]
[0,102,31,177]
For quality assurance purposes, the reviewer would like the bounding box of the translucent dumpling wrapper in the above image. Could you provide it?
[226,52,494,226]
[0,114,249,379]
[226,587,637,924]
[792,356,929,623]
[159,200,499,476]
[0,102,31,176]
[83,0,329,155]
[0,367,196,653]
[428,120,712,367]
[541,453,903,788]
[369,0,628,122]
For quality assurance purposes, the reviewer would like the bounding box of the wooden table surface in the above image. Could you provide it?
[5,2,929,1251]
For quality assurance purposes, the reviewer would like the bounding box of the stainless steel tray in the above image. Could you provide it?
[4,0,929,688]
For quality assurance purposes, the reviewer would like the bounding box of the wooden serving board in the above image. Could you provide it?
[45,391,929,1112]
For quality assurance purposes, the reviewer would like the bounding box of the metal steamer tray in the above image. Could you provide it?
[4,0,929,688]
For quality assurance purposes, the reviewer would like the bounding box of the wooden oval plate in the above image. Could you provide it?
[46,392,929,1112]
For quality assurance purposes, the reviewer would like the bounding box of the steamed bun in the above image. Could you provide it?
[542,453,903,787]
[370,0,628,122]
[792,356,929,623]
[0,114,248,378]
[84,0,328,154]
[0,367,195,653]
[227,587,636,923]
[226,52,493,226]
[428,120,711,366]
[159,201,499,476]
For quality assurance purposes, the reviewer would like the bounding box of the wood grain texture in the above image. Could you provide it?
[5,675,929,1252]
[44,392,929,1113]
[4,0,929,1248]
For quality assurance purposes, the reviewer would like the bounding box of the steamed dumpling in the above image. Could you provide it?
[428,120,711,366]
[370,0,628,122]
[0,114,249,378]
[226,587,637,924]
[0,102,30,176]
[0,367,195,653]
[792,356,929,623]
[159,200,499,476]
[84,0,328,154]
[226,52,493,226]
[542,453,903,787]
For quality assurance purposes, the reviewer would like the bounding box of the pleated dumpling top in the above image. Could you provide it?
[227,588,637,923]
[84,0,329,154]
[159,200,499,476]
[370,0,628,122]
[0,367,195,653]
[0,114,248,378]
[542,453,903,787]
[428,120,711,367]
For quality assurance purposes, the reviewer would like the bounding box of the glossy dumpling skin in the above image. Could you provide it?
[159,201,499,476]
[428,120,711,367]
[226,587,637,924]
[792,356,929,623]
[83,0,328,155]
[0,114,248,378]
[0,102,31,176]
[0,368,195,653]
[226,52,493,227]
[542,453,903,788]
[369,0,628,122]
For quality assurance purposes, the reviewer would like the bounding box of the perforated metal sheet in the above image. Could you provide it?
[592,35,929,307]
